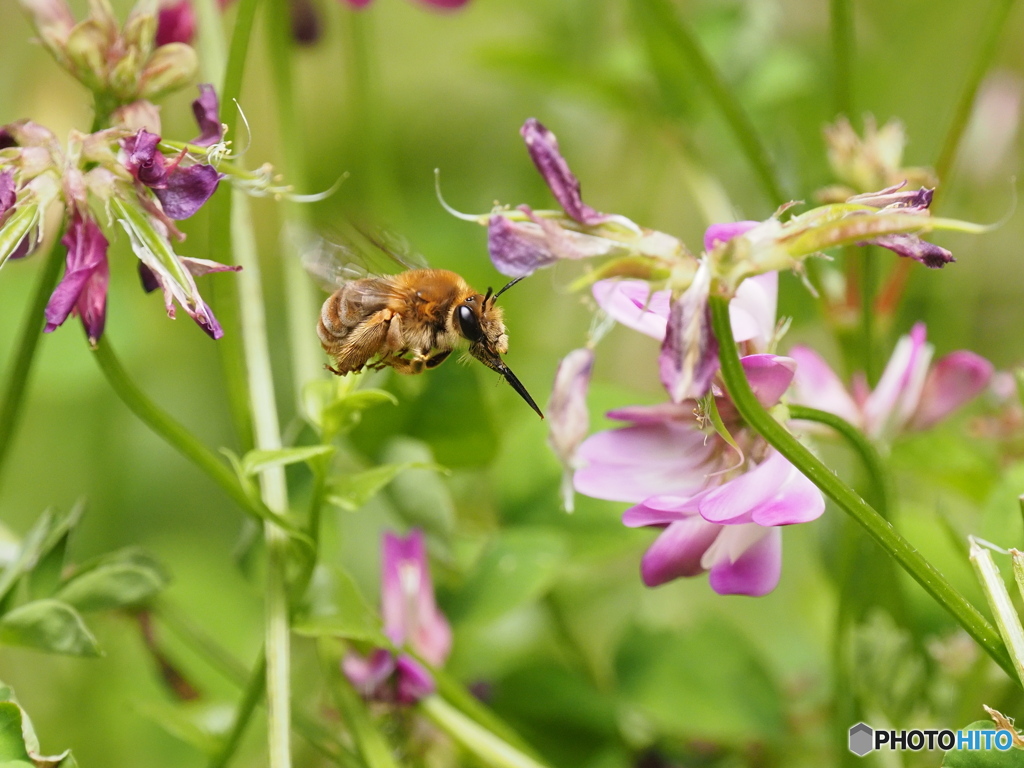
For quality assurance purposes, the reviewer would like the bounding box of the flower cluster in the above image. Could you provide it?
[19,0,197,106]
[0,86,239,343]
[343,530,452,704]
[481,119,994,596]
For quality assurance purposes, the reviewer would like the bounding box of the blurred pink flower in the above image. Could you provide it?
[156,1,196,46]
[44,209,109,344]
[343,530,452,704]
[789,323,993,439]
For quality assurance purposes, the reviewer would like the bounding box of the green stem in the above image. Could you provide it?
[830,0,854,117]
[208,654,267,768]
[640,0,787,207]
[419,696,551,768]
[934,0,1017,189]
[0,239,64,485]
[91,338,302,537]
[860,247,876,384]
[708,294,1015,681]
[788,405,893,518]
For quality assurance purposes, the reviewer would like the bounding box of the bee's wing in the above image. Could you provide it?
[301,223,429,291]
[300,234,369,291]
[351,221,430,272]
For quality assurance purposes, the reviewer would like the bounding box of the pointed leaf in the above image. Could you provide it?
[326,463,438,512]
[0,511,55,606]
[55,560,167,612]
[239,445,335,477]
[28,503,86,601]
[321,390,398,440]
[0,600,99,656]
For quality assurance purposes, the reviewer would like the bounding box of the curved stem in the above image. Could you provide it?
[709,294,1015,681]
[91,338,303,538]
[0,239,64,485]
[208,654,266,768]
[639,0,787,207]
[788,405,893,518]
[934,0,1017,190]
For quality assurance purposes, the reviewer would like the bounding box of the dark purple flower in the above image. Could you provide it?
[343,530,452,705]
[0,172,16,219]
[136,256,240,340]
[659,264,718,402]
[520,118,609,227]
[189,84,223,147]
[156,1,196,46]
[44,211,110,344]
[123,129,221,220]
[847,184,934,211]
[871,234,954,269]
[847,184,954,268]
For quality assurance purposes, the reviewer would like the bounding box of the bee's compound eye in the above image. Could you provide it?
[457,304,482,341]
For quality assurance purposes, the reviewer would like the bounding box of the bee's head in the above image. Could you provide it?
[456,277,543,419]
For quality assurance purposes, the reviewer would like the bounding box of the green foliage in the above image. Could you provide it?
[293,565,386,645]
[943,722,1024,767]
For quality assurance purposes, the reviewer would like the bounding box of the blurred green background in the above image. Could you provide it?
[1,0,1023,765]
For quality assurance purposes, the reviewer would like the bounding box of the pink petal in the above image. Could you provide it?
[863,323,933,437]
[741,354,797,407]
[622,496,697,527]
[520,118,609,226]
[698,451,824,526]
[639,517,722,587]
[659,264,717,401]
[788,346,862,425]
[908,350,994,430]
[703,221,759,253]
[605,402,694,424]
[156,0,196,46]
[730,271,778,348]
[707,526,782,596]
[342,648,394,697]
[591,279,671,339]
[395,655,436,704]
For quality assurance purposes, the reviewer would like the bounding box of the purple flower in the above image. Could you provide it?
[789,323,993,439]
[123,127,221,220]
[189,84,223,147]
[156,1,196,47]
[136,256,240,340]
[43,210,109,345]
[547,348,594,512]
[575,355,823,595]
[343,530,452,705]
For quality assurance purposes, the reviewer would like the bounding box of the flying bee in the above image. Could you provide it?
[308,228,544,418]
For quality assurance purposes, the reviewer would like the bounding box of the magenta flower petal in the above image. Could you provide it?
[605,402,693,424]
[486,214,555,277]
[622,497,693,527]
[574,423,713,503]
[395,655,436,704]
[381,530,451,667]
[520,118,609,226]
[124,129,168,187]
[639,517,722,587]
[190,84,223,147]
[154,164,221,220]
[747,456,826,526]
[863,323,933,437]
[156,0,196,46]
[44,212,110,344]
[699,451,824,526]
[591,279,670,339]
[342,648,395,698]
[872,234,954,268]
[341,0,374,6]
[788,346,862,426]
[707,526,781,596]
[908,350,994,430]
[703,220,759,253]
[741,354,797,407]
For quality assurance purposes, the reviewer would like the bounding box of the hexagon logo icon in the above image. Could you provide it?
[849,723,874,756]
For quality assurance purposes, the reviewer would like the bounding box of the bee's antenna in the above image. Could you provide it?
[491,276,525,304]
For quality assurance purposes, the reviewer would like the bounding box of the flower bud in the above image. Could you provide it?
[17,0,75,50]
[109,47,143,101]
[139,43,198,99]
[122,0,158,61]
[64,20,111,91]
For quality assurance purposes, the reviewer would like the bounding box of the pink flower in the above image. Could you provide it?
[789,323,993,439]
[43,209,109,345]
[574,355,824,596]
[156,1,196,47]
[343,530,452,704]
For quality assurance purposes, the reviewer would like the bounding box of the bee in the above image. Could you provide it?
[311,230,544,419]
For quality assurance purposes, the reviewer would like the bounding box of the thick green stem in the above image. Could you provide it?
[830,0,854,117]
[91,338,302,537]
[708,294,1015,681]
[639,0,787,207]
[788,405,893,518]
[934,0,1017,190]
[0,239,64,485]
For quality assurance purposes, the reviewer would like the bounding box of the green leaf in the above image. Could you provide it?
[28,502,86,602]
[445,529,568,625]
[55,556,168,612]
[239,445,335,477]
[326,462,437,512]
[321,390,398,439]
[0,600,99,657]
[134,701,222,755]
[943,721,1024,767]
[293,565,385,644]
[0,511,55,607]
[0,703,32,764]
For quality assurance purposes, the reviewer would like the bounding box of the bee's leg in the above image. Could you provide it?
[332,310,394,374]
[389,354,429,375]
[425,350,452,369]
